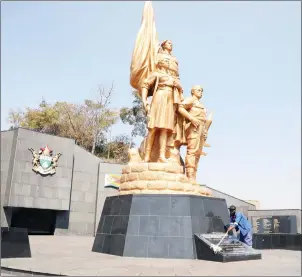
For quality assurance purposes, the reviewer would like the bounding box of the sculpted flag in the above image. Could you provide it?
[130,1,159,95]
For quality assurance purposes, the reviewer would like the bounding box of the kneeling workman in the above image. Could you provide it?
[225,205,253,247]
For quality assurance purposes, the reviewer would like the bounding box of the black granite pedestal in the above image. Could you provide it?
[1,227,31,258]
[92,194,230,259]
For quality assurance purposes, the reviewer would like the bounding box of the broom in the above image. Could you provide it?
[210,232,228,254]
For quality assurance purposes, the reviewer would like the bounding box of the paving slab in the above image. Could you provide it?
[1,236,301,276]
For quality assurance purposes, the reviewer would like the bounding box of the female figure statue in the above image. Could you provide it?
[130,3,181,96]
[130,2,184,163]
[141,57,183,162]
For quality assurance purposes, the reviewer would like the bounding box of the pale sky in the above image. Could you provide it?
[1,1,301,209]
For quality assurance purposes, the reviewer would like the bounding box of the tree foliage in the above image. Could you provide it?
[8,102,66,135]
[119,90,147,141]
[95,134,135,164]
[7,85,145,164]
[7,84,119,155]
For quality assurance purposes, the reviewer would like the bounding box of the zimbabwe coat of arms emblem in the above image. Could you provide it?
[28,145,62,175]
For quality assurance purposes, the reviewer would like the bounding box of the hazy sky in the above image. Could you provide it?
[1,1,301,209]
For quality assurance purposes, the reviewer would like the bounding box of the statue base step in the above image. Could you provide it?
[119,162,212,196]
[194,233,262,262]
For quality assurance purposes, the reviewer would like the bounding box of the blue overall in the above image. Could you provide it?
[227,212,253,247]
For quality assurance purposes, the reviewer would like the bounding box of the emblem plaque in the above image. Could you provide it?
[28,145,62,175]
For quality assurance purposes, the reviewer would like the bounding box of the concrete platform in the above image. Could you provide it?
[1,236,301,276]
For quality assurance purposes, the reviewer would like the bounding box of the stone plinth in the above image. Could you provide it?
[119,163,212,196]
[92,194,229,259]
[1,227,31,258]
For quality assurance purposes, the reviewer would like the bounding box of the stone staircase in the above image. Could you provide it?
[194,232,262,262]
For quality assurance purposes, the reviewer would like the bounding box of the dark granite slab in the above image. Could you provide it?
[1,227,31,258]
[194,233,262,263]
[253,233,301,251]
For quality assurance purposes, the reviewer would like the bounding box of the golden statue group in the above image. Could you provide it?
[119,2,213,196]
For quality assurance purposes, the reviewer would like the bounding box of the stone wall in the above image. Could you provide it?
[95,163,122,235]
[248,209,302,234]
[1,128,123,237]
[65,145,101,236]
[1,129,18,227]
[7,128,74,210]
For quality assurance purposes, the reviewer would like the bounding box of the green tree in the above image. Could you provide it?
[8,101,64,135]
[95,134,135,164]
[120,90,147,145]
[83,83,119,155]
[7,84,119,155]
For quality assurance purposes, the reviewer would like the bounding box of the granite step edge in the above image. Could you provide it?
[1,266,66,276]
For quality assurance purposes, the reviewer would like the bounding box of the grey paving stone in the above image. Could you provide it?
[1,236,301,276]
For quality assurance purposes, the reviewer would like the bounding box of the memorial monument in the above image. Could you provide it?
[92,2,261,261]
[120,1,213,195]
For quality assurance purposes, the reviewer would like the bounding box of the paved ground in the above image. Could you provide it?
[1,236,301,276]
